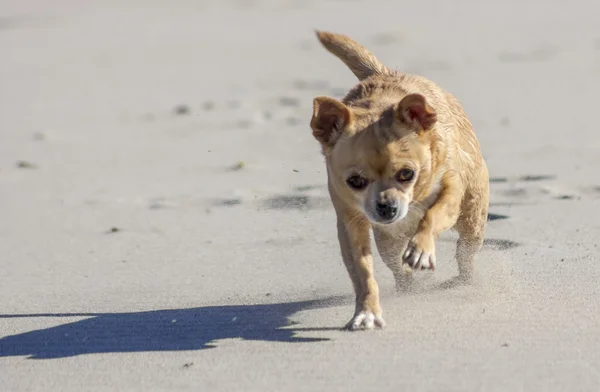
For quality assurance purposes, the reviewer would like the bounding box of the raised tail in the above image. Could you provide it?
[315,30,391,81]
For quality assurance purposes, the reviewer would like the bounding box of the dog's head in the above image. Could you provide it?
[311,93,437,225]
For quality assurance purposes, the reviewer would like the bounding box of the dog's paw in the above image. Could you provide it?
[344,311,386,331]
[403,232,436,270]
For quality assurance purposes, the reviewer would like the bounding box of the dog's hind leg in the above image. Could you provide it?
[454,180,489,283]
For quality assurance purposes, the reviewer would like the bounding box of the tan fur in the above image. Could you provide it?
[316,31,391,80]
[310,31,490,330]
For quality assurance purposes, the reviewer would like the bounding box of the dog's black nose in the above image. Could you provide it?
[375,201,399,220]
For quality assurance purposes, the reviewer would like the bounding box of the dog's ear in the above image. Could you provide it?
[397,94,437,131]
[311,96,353,146]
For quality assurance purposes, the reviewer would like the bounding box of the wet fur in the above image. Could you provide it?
[310,31,490,330]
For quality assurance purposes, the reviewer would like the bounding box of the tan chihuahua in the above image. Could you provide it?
[310,31,489,330]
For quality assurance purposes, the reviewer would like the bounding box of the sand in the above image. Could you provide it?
[1,0,600,390]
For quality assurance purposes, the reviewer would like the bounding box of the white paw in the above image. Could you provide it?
[402,243,436,270]
[345,311,386,331]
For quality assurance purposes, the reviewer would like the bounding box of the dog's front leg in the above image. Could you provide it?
[337,214,385,330]
[403,174,463,270]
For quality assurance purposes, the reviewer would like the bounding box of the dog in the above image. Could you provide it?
[309,31,490,330]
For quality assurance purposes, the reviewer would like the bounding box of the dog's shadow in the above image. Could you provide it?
[0,297,346,360]
[0,267,507,360]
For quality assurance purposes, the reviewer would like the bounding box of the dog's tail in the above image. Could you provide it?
[315,30,391,81]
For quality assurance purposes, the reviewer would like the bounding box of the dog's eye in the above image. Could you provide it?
[346,175,369,190]
[396,168,415,182]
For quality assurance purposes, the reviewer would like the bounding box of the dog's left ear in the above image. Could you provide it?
[310,96,353,147]
[397,94,437,131]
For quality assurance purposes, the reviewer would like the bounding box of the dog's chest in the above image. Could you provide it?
[420,179,443,210]
[375,207,423,239]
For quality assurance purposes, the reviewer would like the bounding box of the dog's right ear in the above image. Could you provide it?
[310,96,353,147]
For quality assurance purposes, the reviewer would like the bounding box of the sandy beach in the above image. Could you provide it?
[1,0,600,390]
